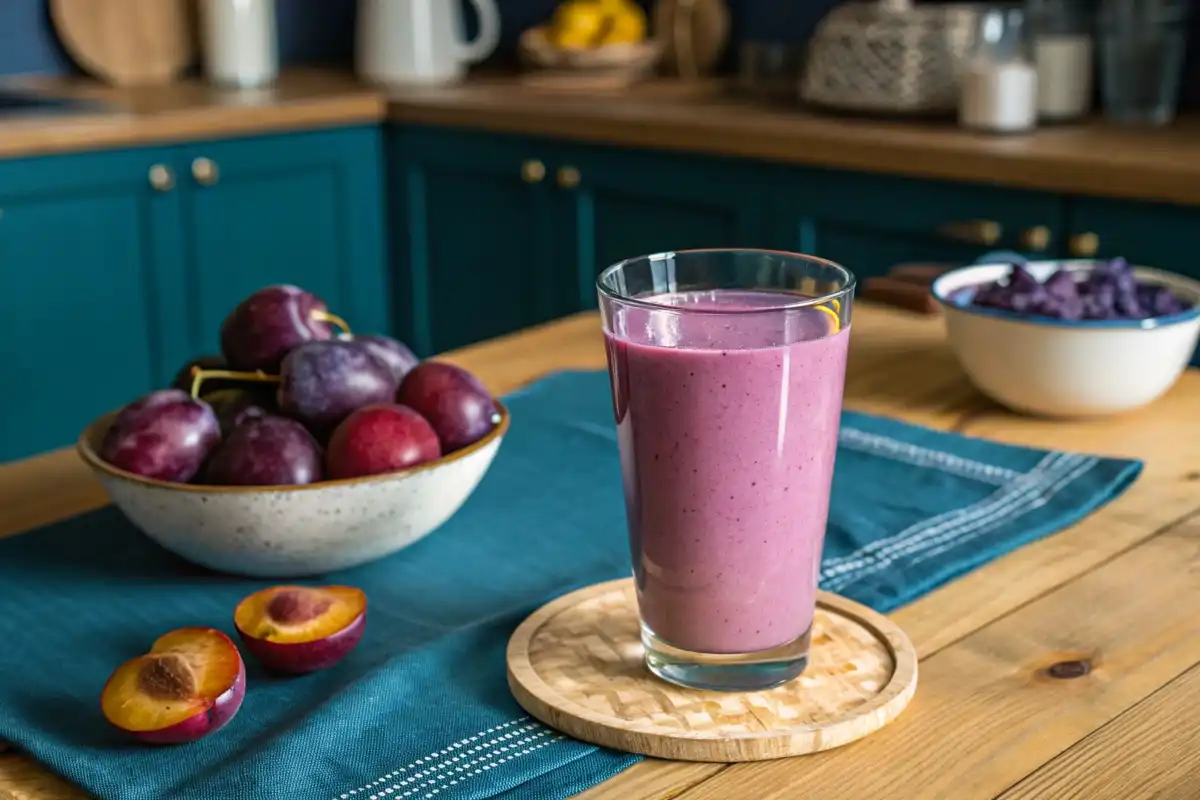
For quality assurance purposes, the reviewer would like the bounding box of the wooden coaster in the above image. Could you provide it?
[506,578,917,762]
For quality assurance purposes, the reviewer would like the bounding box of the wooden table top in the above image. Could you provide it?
[1,66,1199,207]
[2,304,1200,800]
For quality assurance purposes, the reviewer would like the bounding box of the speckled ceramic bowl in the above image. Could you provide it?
[76,405,509,578]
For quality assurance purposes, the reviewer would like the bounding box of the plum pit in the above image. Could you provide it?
[137,653,197,701]
[267,589,333,625]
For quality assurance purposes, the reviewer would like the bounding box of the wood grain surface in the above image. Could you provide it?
[50,0,197,88]
[0,68,1197,207]
[506,580,917,762]
[385,77,1200,207]
[3,305,1200,800]
[0,69,383,160]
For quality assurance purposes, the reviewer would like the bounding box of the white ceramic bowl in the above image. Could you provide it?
[77,405,509,578]
[931,260,1200,417]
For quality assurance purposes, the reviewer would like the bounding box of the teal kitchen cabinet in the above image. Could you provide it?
[768,170,1069,281]
[0,147,184,462]
[162,126,390,374]
[1066,197,1200,279]
[552,143,768,309]
[387,126,564,355]
[0,126,391,463]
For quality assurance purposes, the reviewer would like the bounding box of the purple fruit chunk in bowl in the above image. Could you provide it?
[931,258,1200,418]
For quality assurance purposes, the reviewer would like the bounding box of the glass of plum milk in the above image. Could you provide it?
[598,249,855,692]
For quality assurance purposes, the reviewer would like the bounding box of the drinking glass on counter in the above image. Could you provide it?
[1027,0,1095,121]
[1098,0,1190,124]
[597,250,855,692]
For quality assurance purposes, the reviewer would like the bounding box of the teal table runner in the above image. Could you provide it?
[0,370,1141,800]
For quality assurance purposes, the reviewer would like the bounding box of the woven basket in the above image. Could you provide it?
[518,26,663,73]
[800,0,981,114]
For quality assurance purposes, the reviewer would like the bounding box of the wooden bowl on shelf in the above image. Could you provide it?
[517,25,664,90]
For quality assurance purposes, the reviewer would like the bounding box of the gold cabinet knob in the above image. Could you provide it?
[1020,225,1052,252]
[937,219,1003,246]
[557,165,581,189]
[192,157,220,187]
[1069,232,1100,258]
[148,164,175,192]
[521,159,546,184]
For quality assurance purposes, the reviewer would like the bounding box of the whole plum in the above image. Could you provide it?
[100,390,220,482]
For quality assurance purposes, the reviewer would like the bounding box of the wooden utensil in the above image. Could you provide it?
[50,0,197,88]
[653,0,731,80]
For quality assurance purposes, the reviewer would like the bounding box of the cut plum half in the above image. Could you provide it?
[233,585,367,674]
[100,627,246,745]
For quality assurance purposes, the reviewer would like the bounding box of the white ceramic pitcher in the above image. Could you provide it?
[356,0,502,86]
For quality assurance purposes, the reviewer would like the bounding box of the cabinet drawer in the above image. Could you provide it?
[771,169,1067,279]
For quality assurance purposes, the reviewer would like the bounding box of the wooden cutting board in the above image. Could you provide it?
[50,0,197,87]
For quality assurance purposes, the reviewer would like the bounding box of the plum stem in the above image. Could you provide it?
[311,309,352,335]
[190,367,281,399]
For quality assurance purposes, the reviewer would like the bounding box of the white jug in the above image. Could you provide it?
[356,0,502,87]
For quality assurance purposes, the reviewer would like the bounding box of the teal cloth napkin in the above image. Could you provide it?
[0,370,1140,800]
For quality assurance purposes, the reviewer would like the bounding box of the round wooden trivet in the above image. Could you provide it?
[506,578,917,762]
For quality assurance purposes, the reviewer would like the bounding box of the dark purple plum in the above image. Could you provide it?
[171,355,232,395]
[351,335,419,384]
[202,416,324,486]
[278,340,398,432]
[967,257,1193,322]
[204,388,274,436]
[220,285,345,372]
[396,361,500,453]
[326,404,441,479]
[100,390,221,482]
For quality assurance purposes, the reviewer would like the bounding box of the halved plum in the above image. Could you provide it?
[100,627,246,745]
[233,586,367,674]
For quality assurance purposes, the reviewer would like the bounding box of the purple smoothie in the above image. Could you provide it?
[604,289,849,655]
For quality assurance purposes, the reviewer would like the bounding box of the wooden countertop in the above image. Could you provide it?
[385,76,1200,207]
[2,66,1199,207]
[0,69,384,159]
[3,304,1200,800]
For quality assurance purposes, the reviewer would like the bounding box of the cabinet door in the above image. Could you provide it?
[0,148,183,462]
[1067,197,1200,278]
[554,144,768,310]
[387,127,559,355]
[770,170,1067,281]
[170,126,389,371]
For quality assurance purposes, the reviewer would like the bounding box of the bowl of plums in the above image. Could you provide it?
[77,285,509,578]
[932,258,1200,417]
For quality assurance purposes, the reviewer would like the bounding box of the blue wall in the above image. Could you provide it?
[1,0,1195,107]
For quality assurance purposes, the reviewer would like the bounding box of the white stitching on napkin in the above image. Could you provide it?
[824,454,1097,590]
[360,728,557,799]
[838,427,1022,486]
[338,718,533,798]
[821,452,1068,575]
[903,456,1099,571]
[420,733,568,798]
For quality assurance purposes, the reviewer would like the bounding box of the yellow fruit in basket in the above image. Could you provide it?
[601,3,648,45]
[549,0,609,50]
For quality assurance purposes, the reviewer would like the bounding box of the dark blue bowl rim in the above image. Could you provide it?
[930,263,1200,330]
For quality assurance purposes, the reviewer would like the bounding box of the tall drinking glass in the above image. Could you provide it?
[597,249,855,692]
